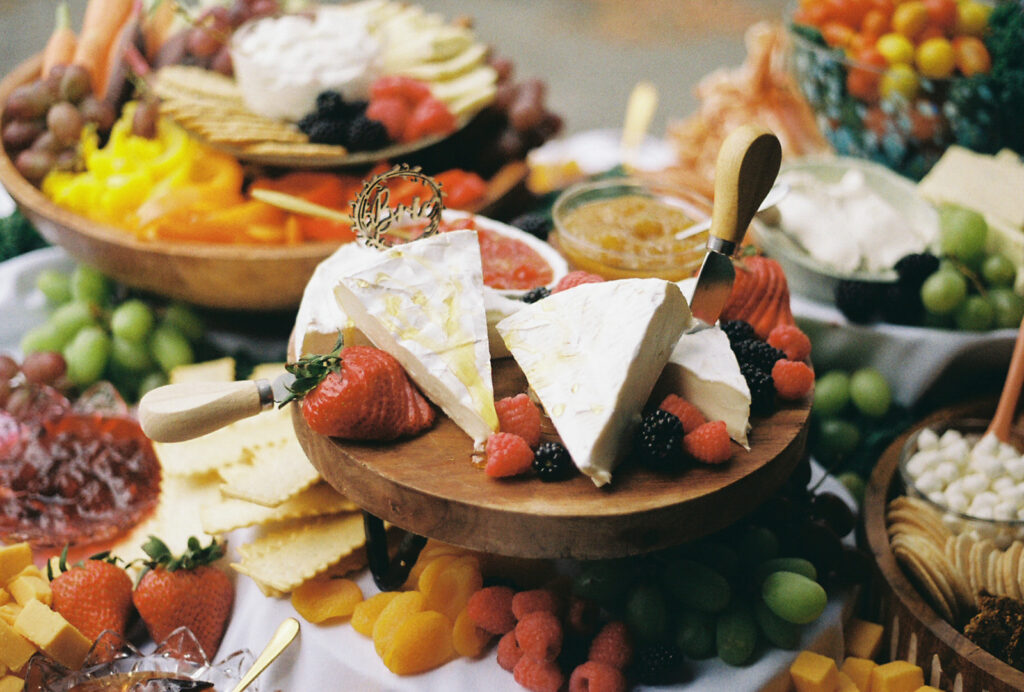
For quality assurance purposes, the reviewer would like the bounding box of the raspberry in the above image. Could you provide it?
[513,656,564,692]
[772,359,815,400]
[588,621,633,669]
[633,409,684,473]
[565,596,600,637]
[766,324,812,362]
[721,319,756,347]
[659,394,706,434]
[467,585,517,634]
[404,96,457,142]
[512,589,562,620]
[515,611,563,662]
[496,630,523,671]
[485,432,535,478]
[741,362,776,417]
[553,270,604,293]
[532,441,575,482]
[365,97,409,142]
[370,75,432,105]
[683,420,732,465]
[632,642,683,685]
[495,394,542,449]
[521,287,550,304]
[732,339,785,374]
[569,661,628,692]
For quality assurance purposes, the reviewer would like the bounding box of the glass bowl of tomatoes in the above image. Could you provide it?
[787,0,1018,181]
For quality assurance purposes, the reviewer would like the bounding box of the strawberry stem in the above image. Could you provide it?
[279,333,346,407]
[140,535,225,578]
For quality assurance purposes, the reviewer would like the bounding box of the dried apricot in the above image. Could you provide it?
[422,556,483,623]
[351,591,400,637]
[382,610,456,675]
[452,605,493,658]
[291,577,363,624]
[372,591,425,657]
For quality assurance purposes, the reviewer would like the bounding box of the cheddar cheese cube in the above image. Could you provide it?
[0,663,5,677]
[0,618,36,672]
[8,566,44,583]
[7,576,51,607]
[868,660,924,692]
[13,599,90,670]
[914,687,943,692]
[0,603,22,626]
[790,650,839,692]
[841,656,877,691]
[846,618,884,660]
[0,676,22,692]
[0,545,32,585]
[0,589,10,607]
[838,671,860,692]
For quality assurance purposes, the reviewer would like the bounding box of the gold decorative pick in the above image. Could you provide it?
[230,617,300,692]
[351,164,445,250]
[620,81,658,172]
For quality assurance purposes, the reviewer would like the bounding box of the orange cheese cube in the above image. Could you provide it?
[0,545,32,586]
[0,589,10,607]
[0,663,5,677]
[846,618,884,660]
[0,603,22,626]
[0,676,23,692]
[842,656,878,690]
[0,618,36,672]
[790,650,840,692]
[838,671,860,692]
[868,660,924,692]
[7,576,51,607]
[13,599,91,670]
[914,688,943,692]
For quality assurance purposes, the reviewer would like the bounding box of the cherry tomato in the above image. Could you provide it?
[892,1,928,39]
[880,63,920,100]
[847,67,882,103]
[923,0,957,33]
[953,35,992,76]
[876,32,915,64]
[861,9,890,38]
[909,108,943,141]
[917,23,946,42]
[826,0,869,28]
[823,21,856,47]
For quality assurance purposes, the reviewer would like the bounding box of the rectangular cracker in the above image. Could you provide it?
[219,435,320,507]
[200,482,357,534]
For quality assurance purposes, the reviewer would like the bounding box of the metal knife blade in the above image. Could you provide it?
[688,124,782,327]
[270,372,297,404]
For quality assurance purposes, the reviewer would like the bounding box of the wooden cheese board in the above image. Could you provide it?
[293,356,812,560]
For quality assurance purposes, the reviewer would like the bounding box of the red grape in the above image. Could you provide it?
[14,148,54,183]
[78,95,116,131]
[21,352,67,386]
[58,65,91,104]
[131,99,159,139]
[490,56,514,84]
[0,355,19,381]
[210,46,234,76]
[46,101,84,146]
[4,82,51,120]
[2,119,45,150]
[250,0,280,17]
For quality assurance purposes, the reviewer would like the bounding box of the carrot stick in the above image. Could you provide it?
[143,0,179,63]
[41,1,77,78]
[98,0,143,102]
[72,0,134,94]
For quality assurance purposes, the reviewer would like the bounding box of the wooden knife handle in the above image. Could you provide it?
[709,125,782,252]
[138,380,272,443]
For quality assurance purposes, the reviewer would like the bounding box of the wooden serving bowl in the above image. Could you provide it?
[0,55,527,311]
[864,399,1024,692]
[294,357,812,560]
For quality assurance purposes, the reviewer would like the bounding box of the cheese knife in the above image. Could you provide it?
[688,124,782,327]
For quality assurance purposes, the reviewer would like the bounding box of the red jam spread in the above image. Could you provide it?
[440,217,554,290]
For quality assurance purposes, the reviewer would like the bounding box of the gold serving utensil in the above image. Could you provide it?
[229,617,300,692]
[620,81,658,172]
[987,317,1024,443]
[250,188,352,224]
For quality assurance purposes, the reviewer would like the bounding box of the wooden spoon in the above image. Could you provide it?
[987,316,1024,443]
[229,618,299,692]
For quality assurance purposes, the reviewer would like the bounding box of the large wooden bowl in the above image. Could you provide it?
[864,399,1024,692]
[0,56,527,311]
[294,357,812,560]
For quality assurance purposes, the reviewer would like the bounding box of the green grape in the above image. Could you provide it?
[754,599,801,650]
[988,288,1024,330]
[981,254,1016,288]
[149,325,194,374]
[812,418,860,463]
[572,560,633,603]
[49,300,97,346]
[21,323,64,354]
[624,582,668,642]
[715,604,758,666]
[111,336,154,373]
[921,309,955,330]
[675,610,716,660]
[661,558,731,613]
[753,558,818,586]
[63,326,111,387]
[736,526,779,565]
[939,204,987,267]
[69,264,111,306]
[36,269,72,305]
[163,303,204,342]
[762,571,827,625]
[137,371,168,398]
[110,300,155,343]
[812,371,850,419]
[921,270,968,315]
[954,294,994,331]
[849,367,892,418]
[836,471,867,506]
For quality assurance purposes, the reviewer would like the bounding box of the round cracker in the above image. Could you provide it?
[887,505,952,547]
[970,538,997,600]
[894,541,957,622]
[892,533,959,622]
[1004,542,1024,601]
[988,549,1004,596]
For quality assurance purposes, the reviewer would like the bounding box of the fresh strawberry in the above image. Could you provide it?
[366,97,410,142]
[49,548,133,642]
[370,75,432,105]
[132,536,234,661]
[284,344,435,440]
[403,96,457,142]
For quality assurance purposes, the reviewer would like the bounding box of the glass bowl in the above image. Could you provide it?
[898,418,1024,548]
[550,178,713,281]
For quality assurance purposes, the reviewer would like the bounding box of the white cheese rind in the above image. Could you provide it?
[334,229,498,445]
[497,278,690,486]
[656,326,751,449]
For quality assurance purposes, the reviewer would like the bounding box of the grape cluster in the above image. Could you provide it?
[2,64,116,184]
[20,263,205,402]
[161,0,281,77]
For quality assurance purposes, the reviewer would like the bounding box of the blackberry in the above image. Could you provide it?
[521,286,550,303]
[894,252,940,289]
[633,409,684,473]
[721,319,756,347]
[315,90,346,118]
[305,118,348,146]
[510,212,551,239]
[297,111,320,136]
[741,362,775,417]
[880,282,923,326]
[834,279,883,324]
[632,642,685,685]
[532,442,575,482]
[732,339,785,374]
[346,115,389,152]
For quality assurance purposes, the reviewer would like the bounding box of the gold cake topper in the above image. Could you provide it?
[351,164,445,250]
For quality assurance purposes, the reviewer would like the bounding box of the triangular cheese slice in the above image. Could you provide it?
[334,229,498,445]
[497,278,689,486]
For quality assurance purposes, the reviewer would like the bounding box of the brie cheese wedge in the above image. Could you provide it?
[656,326,751,448]
[497,278,689,486]
[334,229,498,446]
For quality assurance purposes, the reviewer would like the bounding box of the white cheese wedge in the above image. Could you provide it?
[334,229,498,446]
[497,278,689,486]
[655,326,751,449]
[483,287,523,359]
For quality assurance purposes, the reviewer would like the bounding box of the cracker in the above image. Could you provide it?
[241,141,348,156]
[219,434,320,506]
[201,482,357,534]
[156,66,242,100]
[989,550,1003,596]
[1004,542,1024,601]
[169,357,235,384]
[893,539,956,622]
[954,533,976,606]
[892,532,961,621]
[886,502,951,547]
[232,512,365,593]
[970,539,997,601]
[248,363,288,381]
[154,426,253,477]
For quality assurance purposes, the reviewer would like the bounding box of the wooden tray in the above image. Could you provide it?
[0,55,527,312]
[294,357,812,560]
[864,399,1024,692]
